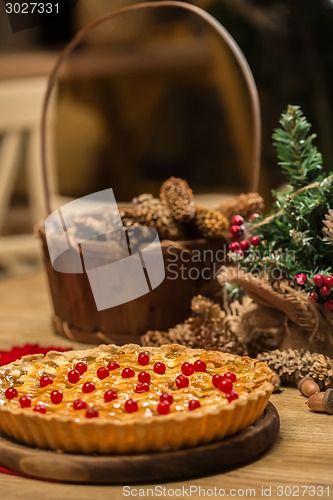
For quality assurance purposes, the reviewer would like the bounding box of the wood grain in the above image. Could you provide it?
[0,272,333,499]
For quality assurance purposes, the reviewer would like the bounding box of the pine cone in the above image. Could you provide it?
[323,209,333,243]
[191,206,229,238]
[218,192,264,220]
[257,349,333,390]
[131,194,184,240]
[160,177,195,223]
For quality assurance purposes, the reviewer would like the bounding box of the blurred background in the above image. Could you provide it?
[0,0,333,276]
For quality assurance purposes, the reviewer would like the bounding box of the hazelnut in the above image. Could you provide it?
[298,376,320,397]
[308,388,333,414]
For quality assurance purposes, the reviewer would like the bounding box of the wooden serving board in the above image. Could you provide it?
[0,403,279,484]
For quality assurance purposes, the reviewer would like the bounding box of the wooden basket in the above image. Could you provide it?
[37,1,261,345]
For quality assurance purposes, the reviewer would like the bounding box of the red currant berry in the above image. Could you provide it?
[50,390,63,404]
[249,236,261,246]
[122,367,135,378]
[160,393,173,405]
[212,374,224,388]
[223,371,237,383]
[39,375,53,388]
[231,215,244,226]
[138,371,151,383]
[86,408,99,419]
[295,273,307,285]
[320,285,331,297]
[154,362,166,375]
[67,369,80,384]
[5,387,18,400]
[107,361,120,371]
[194,359,207,372]
[324,276,333,288]
[157,402,170,415]
[97,367,109,380]
[218,379,233,393]
[34,403,46,414]
[124,399,138,413]
[73,399,87,410]
[175,374,189,389]
[313,274,324,287]
[324,300,333,311]
[104,390,117,403]
[229,241,240,252]
[75,362,88,375]
[135,382,150,393]
[308,292,318,303]
[82,381,95,393]
[181,362,194,376]
[19,395,31,408]
[239,239,250,251]
[226,390,239,402]
[188,399,201,411]
[230,225,243,238]
[138,352,150,366]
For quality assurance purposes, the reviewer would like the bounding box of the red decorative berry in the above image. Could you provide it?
[19,395,31,408]
[138,352,150,366]
[175,374,189,389]
[188,399,201,411]
[135,382,150,393]
[124,399,138,413]
[104,390,117,403]
[230,225,243,240]
[97,367,109,380]
[223,371,237,383]
[181,362,194,376]
[160,393,173,405]
[5,387,18,400]
[154,362,166,375]
[82,382,95,393]
[50,390,63,404]
[248,213,260,222]
[86,408,99,419]
[231,215,244,226]
[324,300,333,311]
[212,374,224,388]
[229,241,240,252]
[39,375,53,388]
[67,369,80,384]
[34,403,46,414]
[324,276,333,288]
[122,367,135,378]
[295,273,307,286]
[194,359,207,372]
[226,390,239,402]
[73,399,87,410]
[239,239,250,251]
[308,292,318,303]
[218,379,233,393]
[138,371,151,383]
[320,285,331,297]
[157,402,170,415]
[234,249,243,257]
[249,235,261,246]
[313,274,324,287]
[107,361,120,371]
[75,362,88,375]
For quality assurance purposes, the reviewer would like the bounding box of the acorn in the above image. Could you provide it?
[297,376,320,397]
[307,388,333,414]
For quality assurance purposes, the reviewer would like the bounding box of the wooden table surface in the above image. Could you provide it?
[0,271,332,500]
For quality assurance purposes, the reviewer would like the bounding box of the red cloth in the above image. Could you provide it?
[0,343,72,480]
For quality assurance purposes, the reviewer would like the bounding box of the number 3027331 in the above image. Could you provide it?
[6,3,59,14]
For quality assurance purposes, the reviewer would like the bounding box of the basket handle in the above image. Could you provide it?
[41,0,261,215]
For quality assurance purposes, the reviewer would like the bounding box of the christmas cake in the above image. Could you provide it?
[0,344,273,454]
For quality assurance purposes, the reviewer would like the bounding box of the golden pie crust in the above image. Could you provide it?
[0,344,273,454]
